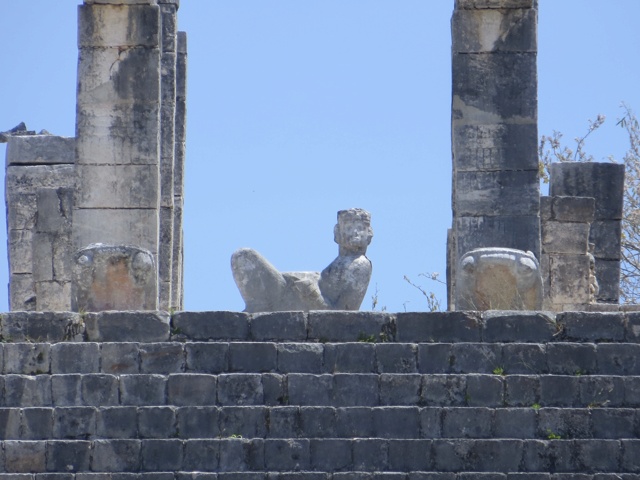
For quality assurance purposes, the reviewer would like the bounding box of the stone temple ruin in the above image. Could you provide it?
[0,1,638,478]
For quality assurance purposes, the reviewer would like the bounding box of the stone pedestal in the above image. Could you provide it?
[449,0,540,310]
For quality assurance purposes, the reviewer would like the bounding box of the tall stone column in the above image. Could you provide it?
[74,0,163,309]
[449,0,540,309]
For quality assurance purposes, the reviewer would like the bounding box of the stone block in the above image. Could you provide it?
[119,374,166,406]
[3,343,50,375]
[182,439,219,471]
[4,375,51,407]
[420,407,442,439]
[591,408,636,438]
[333,374,378,407]
[542,222,590,254]
[558,311,625,342]
[73,245,157,312]
[218,438,264,472]
[91,439,141,472]
[139,342,184,373]
[421,375,467,407]
[137,406,176,438]
[171,311,250,341]
[0,408,20,440]
[373,406,420,438]
[84,311,169,342]
[96,406,138,438]
[101,343,140,374]
[397,312,481,342]
[580,376,625,408]
[467,439,524,472]
[50,343,99,374]
[6,193,37,231]
[454,170,539,216]
[504,375,539,407]
[576,439,621,472]
[219,406,267,438]
[46,440,91,472]
[51,375,82,407]
[268,406,299,438]
[594,258,620,303]
[352,438,388,471]
[251,311,308,341]
[418,344,452,373]
[494,408,536,438]
[455,215,540,262]
[388,440,432,472]
[175,406,218,439]
[299,407,336,438]
[442,407,492,438]
[622,440,640,473]
[229,342,277,373]
[452,53,537,123]
[75,165,159,209]
[185,342,228,373]
[53,406,97,439]
[538,408,591,439]
[452,123,538,172]
[288,374,333,406]
[546,343,596,375]
[551,196,595,223]
[72,209,159,257]
[590,220,622,259]
[335,407,373,438]
[501,343,547,374]
[4,440,46,472]
[78,4,159,47]
[262,373,286,406]
[539,375,579,407]
[276,343,323,374]
[309,439,352,471]
[455,0,535,9]
[379,374,422,405]
[452,7,536,53]
[141,439,183,471]
[8,229,33,275]
[6,135,75,166]
[82,374,119,406]
[2,312,83,343]
[21,408,51,440]
[167,373,217,406]
[450,343,501,374]
[34,282,72,312]
[264,439,310,471]
[36,188,73,234]
[308,311,394,343]
[324,343,375,374]
[465,374,504,407]
[548,255,590,305]
[483,311,557,343]
[551,162,625,220]
[6,165,75,194]
[376,343,417,373]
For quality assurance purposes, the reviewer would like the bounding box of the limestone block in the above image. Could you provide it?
[456,248,543,310]
[77,48,160,106]
[35,281,72,312]
[539,253,551,308]
[6,135,75,166]
[9,273,36,311]
[590,220,622,260]
[6,193,36,230]
[550,162,625,220]
[171,201,183,309]
[73,208,158,254]
[551,196,595,223]
[548,254,590,305]
[36,188,73,233]
[72,244,157,311]
[8,229,33,274]
[176,34,187,98]
[76,164,159,208]
[455,215,540,261]
[452,7,536,53]
[454,170,539,216]
[161,53,177,104]
[542,221,590,254]
[78,4,159,48]
[6,165,75,193]
[452,53,537,124]
[594,258,621,303]
[52,233,73,281]
[455,0,535,8]
[76,104,160,165]
[160,3,177,52]
[32,233,54,282]
[453,123,538,172]
[540,196,552,221]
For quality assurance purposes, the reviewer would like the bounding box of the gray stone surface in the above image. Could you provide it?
[232,208,373,312]
[456,248,543,310]
[6,135,75,166]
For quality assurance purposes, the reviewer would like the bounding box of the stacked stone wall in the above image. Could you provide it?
[0,310,638,477]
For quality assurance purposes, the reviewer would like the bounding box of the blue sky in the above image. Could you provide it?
[2,1,639,312]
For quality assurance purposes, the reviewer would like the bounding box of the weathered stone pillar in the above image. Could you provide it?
[449,0,540,309]
[5,135,75,311]
[550,162,625,303]
[74,0,163,309]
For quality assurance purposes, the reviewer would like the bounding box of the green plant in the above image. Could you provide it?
[403,273,445,312]
[531,403,541,411]
[492,366,505,376]
[357,333,376,343]
[546,429,562,440]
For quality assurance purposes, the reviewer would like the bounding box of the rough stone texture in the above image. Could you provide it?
[5,135,75,166]
[455,248,543,310]
[450,0,539,310]
[72,244,157,311]
[232,209,373,312]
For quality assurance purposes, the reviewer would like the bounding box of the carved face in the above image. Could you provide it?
[334,218,373,252]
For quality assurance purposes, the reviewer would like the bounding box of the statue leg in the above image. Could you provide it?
[231,248,287,312]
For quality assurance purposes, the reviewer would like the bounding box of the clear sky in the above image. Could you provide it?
[1,1,639,312]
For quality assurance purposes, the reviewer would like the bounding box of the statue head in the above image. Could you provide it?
[334,208,373,255]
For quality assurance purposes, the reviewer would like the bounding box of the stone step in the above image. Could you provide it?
[0,406,637,441]
[0,475,639,480]
[4,310,640,345]
[1,373,638,409]
[0,438,638,474]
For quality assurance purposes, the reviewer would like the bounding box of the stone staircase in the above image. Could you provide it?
[0,310,639,478]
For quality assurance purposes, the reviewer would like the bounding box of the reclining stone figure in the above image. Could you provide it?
[231,208,373,312]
